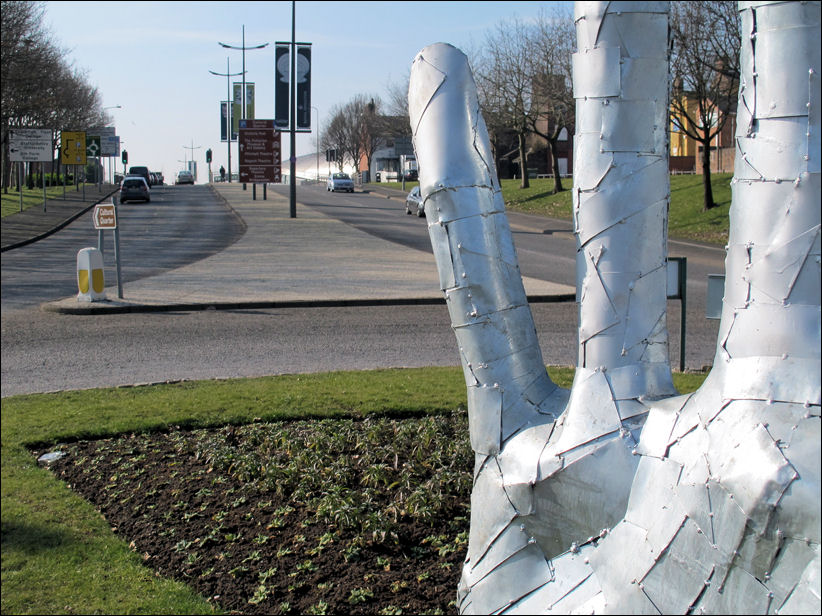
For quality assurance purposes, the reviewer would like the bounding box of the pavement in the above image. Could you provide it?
[2,182,576,315]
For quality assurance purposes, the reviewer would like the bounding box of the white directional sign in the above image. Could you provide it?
[9,128,53,162]
[101,135,120,156]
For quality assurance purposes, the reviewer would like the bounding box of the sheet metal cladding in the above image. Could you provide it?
[408,0,820,613]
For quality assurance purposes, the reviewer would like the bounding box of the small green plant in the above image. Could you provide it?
[228,565,250,578]
[307,600,329,615]
[247,584,270,605]
[242,550,262,564]
[348,587,374,605]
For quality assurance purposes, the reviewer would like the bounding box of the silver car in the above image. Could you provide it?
[176,170,194,185]
[119,176,150,203]
[405,186,424,217]
[327,172,354,193]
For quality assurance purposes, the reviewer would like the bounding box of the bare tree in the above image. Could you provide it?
[1,0,108,189]
[527,6,575,194]
[476,17,536,189]
[670,0,740,210]
[321,106,347,172]
[320,94,387,178]
[355,95,385,179]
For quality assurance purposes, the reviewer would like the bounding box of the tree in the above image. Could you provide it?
[321,107,347,172]
[670,0,740,210]
[476,17,536,189]
[526,6,575,194]
[1,0,108,190]
[410,0,818,611]
[321,94,389,179]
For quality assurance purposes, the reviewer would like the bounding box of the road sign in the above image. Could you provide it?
[101,135,120,156]
[9,128,53,162]
[238,119,281,183]
[61,131,87,165]
[93,203,117,229]
[86,135,101,157]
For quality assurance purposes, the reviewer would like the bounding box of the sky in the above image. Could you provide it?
[43,1,569,183]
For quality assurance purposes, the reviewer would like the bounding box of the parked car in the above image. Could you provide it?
[175,170,194,185]
[119,176,150,203]
[405,186,424,217]
[327,172,354,193]
[128,166,152,186]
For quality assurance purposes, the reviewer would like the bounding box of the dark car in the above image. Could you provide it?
[128,166,152,186]
[119,176,150,203]
[405,186,424,217]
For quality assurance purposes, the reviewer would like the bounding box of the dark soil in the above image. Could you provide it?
[36,413,472,615]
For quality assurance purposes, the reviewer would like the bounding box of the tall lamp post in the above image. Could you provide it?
[219,26,268,188]
[209,58,245,183]
[183,139,202,182]
[102,105,122,186]
[312,106,319,181]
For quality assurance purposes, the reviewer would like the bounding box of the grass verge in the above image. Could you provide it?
[374,173,733,245]
[3,367,706,614]
[1,186,78,218]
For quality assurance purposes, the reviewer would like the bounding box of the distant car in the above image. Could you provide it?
[119,176,150,203]
[175,170,194,185]
[405,186,424,217]
[128,165,152,187]
[327,172,354,193]
[154,172,164,185]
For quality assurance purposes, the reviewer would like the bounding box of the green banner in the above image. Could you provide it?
[232,83,242,139]
[246,83,255,120]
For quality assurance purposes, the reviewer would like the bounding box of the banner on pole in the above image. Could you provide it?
[246,83,255,120]
[232,82,242,139]
[275,43,290,129]
[221,101,230,142]
[296,44,312,129]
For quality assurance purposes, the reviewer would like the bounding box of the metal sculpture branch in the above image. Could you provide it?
[408,1,820,613]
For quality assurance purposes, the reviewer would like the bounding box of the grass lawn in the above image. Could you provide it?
[1,186,73,218]
[2,367,707,615]
[376,173,733,245]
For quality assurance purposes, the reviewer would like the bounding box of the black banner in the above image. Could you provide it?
[275,44,290,129]
[220,101,229,142]
[296,45,312,129]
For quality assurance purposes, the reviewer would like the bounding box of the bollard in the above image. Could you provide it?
[77,247,106,302]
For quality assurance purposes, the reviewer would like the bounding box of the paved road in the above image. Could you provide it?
[1,182,723,398]
[1,184,245,310]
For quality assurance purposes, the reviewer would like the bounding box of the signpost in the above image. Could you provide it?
[9,128,53,212]
[238,119,281,185]
[93,203,117,229]
[61,131,87,165]
[9,128,52,162]
[92,202,123,299]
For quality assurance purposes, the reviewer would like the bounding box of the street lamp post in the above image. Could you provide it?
[103,105,122,185]
[219,26,268,188]
[209,59,245,183]
[312,106,319,181]
[183,139,202,181]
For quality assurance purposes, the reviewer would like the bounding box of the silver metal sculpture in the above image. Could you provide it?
[408,0,820,613]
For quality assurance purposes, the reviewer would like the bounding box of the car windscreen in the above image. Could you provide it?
[123,180,144,188]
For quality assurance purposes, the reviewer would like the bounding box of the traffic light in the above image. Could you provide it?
[206,148,212,164]
[122,150,128,165]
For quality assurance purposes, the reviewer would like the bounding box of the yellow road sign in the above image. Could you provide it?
[61,131,87,165]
